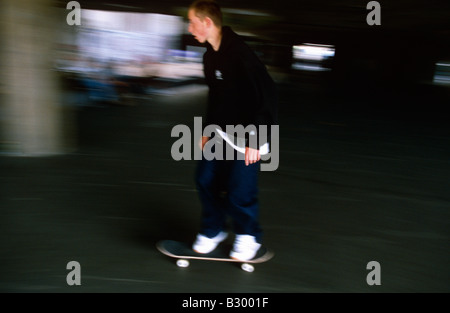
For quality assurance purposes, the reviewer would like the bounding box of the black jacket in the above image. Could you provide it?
[203,26,278,148]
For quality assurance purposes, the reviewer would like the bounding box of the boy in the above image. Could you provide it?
[188,0,277,261]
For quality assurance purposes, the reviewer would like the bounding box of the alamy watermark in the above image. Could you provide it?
[66,261,81,286]
[366,261,381,285]
[66,1,81,26]
[366,1,381,26]
[171,117,279,171]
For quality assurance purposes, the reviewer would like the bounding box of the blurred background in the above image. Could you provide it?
[0,0,449,293]
[1,0,450,155]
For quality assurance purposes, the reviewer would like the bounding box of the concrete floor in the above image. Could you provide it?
[1,81,449,293]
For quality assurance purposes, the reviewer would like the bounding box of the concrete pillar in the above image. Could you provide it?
[1,0,76,156]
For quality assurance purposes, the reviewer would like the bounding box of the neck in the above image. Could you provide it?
[208,27,222,51]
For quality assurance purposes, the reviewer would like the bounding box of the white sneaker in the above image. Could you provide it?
[230,235,261,261]
[192,231,228,254]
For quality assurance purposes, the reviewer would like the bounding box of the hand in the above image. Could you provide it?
[199,136,209,150]
[245,147,260,166]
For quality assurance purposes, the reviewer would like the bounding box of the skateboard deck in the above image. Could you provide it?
[156,240,274,272]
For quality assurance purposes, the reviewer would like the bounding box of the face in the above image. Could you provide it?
[188,9,208,43]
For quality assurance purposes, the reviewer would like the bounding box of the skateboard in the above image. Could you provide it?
[156,240,274,272]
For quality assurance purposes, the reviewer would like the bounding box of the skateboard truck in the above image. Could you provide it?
[175,258,255,272]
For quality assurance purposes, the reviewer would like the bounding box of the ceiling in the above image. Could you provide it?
[57,0,450,50]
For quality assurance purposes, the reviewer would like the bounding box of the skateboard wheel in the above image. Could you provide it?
[241,263,254,272]
[176,259,190,268]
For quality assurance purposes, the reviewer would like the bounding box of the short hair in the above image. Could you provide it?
[189,0,223,27]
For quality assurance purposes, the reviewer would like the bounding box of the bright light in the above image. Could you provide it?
[433,62,450,85]
[292,43,335,71]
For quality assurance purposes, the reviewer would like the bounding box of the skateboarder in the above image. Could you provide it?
[187,0,278,261]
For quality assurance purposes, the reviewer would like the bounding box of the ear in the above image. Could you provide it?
[204,16,214,28]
